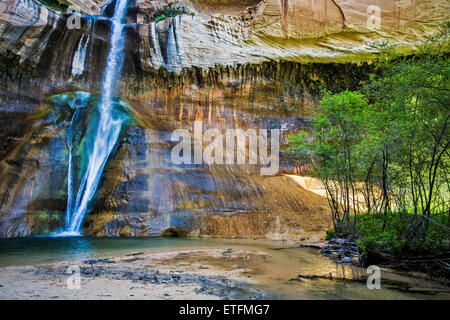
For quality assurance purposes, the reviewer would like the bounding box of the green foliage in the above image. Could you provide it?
[38,0,68,12]
[153,4,194,24]
[356,212,450,256]
[288,23,450,255]
[272,63,373,113]
[289,90,371,233]
[325,229,336,240]
[361,22,450,218]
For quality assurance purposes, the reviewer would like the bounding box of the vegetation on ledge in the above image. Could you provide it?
[153,3,194,24]
[37,0,68,12]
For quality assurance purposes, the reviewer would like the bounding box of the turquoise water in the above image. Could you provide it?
[0,237,226,267]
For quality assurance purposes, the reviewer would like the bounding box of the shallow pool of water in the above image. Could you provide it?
[0,237,241,267]
[0,237,448,300]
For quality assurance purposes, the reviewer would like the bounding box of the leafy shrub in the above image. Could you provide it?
[325,229,336,240]
[153,4,194,23]
[38,0,68,12]
[356,212,450,256]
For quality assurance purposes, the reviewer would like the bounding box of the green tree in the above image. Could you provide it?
[364,25,450,225]
[289,23,450,252]
[289,91,370,233]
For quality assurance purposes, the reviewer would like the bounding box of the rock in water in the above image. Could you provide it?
[339,257,352,264]
[172,272,180,281]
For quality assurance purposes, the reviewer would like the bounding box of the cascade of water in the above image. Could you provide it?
[58,0,129,236]
[71,35,89,76]
[64,107,80,229]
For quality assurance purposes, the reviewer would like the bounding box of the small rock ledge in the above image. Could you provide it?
[320,237,361,266]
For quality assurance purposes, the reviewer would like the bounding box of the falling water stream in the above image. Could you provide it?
[57,0,129,236]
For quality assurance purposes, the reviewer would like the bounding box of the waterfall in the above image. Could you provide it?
[71,35,89,76]
[65,106,80,229]
[57,0,129,236]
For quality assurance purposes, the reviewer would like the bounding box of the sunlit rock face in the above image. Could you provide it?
[0,0,448,237]
[0,67,343,237]
[1,0,447,82]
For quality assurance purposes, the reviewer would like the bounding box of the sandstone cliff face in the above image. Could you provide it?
[0,0,447,237]
[1,62,349,237]
[1,0,447,79]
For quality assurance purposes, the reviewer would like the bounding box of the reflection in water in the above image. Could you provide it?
[0,238,449,300]
[2,236,96,265]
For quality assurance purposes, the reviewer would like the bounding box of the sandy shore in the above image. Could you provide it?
[2,238,449,300]
[0,248,268,300]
